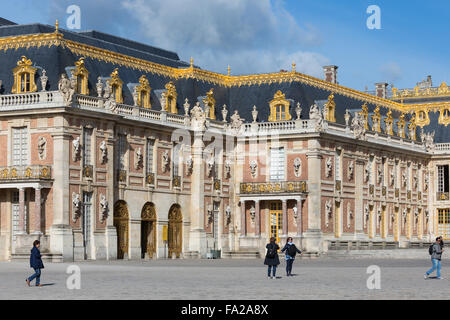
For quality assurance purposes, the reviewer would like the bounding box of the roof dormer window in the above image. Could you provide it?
[12,56,37,94]
[268,90,291,122]
[137,75,151,109]
[73,57,89,95]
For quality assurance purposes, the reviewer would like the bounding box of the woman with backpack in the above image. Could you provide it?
[264,237,280,279]
[425,237,444,280]
[281,237,302,277]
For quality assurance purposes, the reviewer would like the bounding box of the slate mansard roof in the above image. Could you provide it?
[0,20,448,143]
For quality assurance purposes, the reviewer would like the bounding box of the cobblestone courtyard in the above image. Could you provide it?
[1,257,449,300]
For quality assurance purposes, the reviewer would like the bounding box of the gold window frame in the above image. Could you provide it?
[268,90,292,122]
[415,108,430,127]
[73,57,89,95]
[12,56,37,94]
[108,68,123,103]
[164,81,178,114]
[439,107,450,127]
[136,75,151,109]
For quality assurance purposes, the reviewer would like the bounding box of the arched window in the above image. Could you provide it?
[12,56,37,94]
[164,81,178,113]
[136,75,151,109]
[415,109,429,127]
[440,108,450,127]
[73,57,89,95]
[108,68,123,103]
[268,90,291,122]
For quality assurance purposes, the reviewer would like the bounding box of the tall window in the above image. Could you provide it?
[12,127,28,166]
[335,150,341,180]
[117,134,127,170]
[381,158,386,186]
[438,165,450,193]
[172,143,180,177]
[438,209,450,240]
[20,73,31,92]
[83,128,93,166]
[146,139,155,174]
[275,105,287,121]
[82,192,93,257]
[369,155,374,184]
[407,162,411,189]
[270,148,285,181]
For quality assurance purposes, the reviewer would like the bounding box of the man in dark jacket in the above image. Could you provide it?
[425,237,444,280]
[26,240,44,287]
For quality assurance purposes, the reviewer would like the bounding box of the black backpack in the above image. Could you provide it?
[429,244,434,255]
[287,244,298,257]
[267,244,276,259]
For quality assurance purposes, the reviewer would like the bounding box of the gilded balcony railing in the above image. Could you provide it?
[240,181,307,194]
[0,165,52,181]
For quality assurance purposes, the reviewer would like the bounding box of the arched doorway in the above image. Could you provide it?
[168,204,182,258]
[114,200,129,259]
[141,202,157,259]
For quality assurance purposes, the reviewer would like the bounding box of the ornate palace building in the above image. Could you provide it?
[0,19,449,261]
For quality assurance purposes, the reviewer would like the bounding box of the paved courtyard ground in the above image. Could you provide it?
[1,257,449,300]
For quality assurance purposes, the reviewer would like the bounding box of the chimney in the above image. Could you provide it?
[323,65,338,84]
[375,83,388,99]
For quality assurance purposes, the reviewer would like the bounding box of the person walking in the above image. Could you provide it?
[26,240,44,287]
[264,237,280,279]
[425,237,444,280]
[281,237,302,277]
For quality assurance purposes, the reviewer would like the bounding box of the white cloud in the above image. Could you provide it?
[120,0,328,75]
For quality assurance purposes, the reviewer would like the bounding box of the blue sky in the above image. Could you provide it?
[1,0,448,91]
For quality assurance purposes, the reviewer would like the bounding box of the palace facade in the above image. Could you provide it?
[0,19,449,261]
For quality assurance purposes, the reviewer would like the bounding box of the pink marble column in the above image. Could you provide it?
[240,200,246,236]
[282,199,288,235]
[34,187,42,234]
[255,200,260,236]
[18,188,26,233]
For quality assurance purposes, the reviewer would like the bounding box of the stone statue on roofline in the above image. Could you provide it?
[190,102,206,131]
[309,103,324,132]
[351,112,366,140]
[58,73,75,106]
[230,110,244,133]
[421,128,435,152]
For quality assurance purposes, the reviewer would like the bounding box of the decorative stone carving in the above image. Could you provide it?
[249,205,256,223]
[207,156,215,177]
[230,110,244,132]
[344,109,351,127]
[72,137,81,162]
[402,171,407,188]
[421,128,435,152]
[40,69,48,92]
[132,86,139,107]
[222,104,228,122]
[402,208,407,225]
[348,161,354,181]
[390,169,395,187]
[103,81,112,99]
[72,193,81,222]
[135,147,143,170]
[100,140,107,164]
[413,176,418,190]
[414,208,419,223]
[364,204,369,228]
[351,112,366,140]
[364,163,370,183]
[293,157,302,178]
[424,173,429,191]
[377,206,382,228]
[325,157,332,178]
[295,102,302,120]
[185,156,193,175]
[347,203,353,229]
[190,102,207,131]
[224,160,231,178]
[96,77,103,97]
[225,205,232,225]
[160,92,167,112]
[377,165,383,184]
[325,200,333,227]
[293,206,298,220]
[251,105,258,123]
[309,103,324,132]
[58,73,75,106]
[100,194,109,222]
[250,160,258,178]
[37,136,46,160]
[183,98,190,116]
[162,150,170,173]
[207,205,213,225]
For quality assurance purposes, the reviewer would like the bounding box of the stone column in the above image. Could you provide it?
[33,187,42,234]
[282,199,288,235]
[18,187,26,234]
[189,130,207,256]
[240,200,246,236]
[296,199,303,236]
[255,200,260,236]
[105,127,117,260]
[50,126,73,261]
